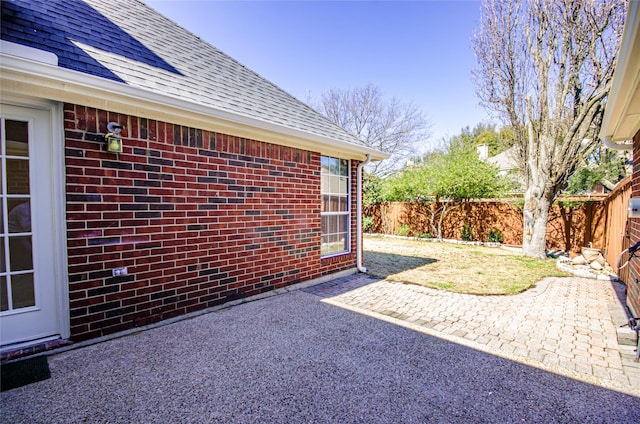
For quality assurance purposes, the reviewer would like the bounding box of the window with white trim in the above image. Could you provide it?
[321,156,350,256]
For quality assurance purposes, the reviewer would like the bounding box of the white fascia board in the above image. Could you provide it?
[599,0,640,145]
[0,53,388,162]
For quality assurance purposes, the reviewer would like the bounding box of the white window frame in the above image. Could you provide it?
[320,156,351,257]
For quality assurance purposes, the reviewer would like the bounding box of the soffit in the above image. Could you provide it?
[600,1,640,143]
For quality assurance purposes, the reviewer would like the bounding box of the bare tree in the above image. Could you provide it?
[473,0,626,258]
[315,83,431,176]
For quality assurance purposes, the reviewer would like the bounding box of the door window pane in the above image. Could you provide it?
[6,159,30,194]
[7,201,31,233]
[9,236,32,271]
[0,276,7,311]
[5,120,29,157]
[0,236,5,273]
[11,273,35,309]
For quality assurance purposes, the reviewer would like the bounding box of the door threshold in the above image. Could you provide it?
[1,336,71,362]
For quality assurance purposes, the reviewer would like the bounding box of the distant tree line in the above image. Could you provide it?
[361,122,628,240]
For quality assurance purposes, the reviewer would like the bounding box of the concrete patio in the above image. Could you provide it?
[1,273,639,423]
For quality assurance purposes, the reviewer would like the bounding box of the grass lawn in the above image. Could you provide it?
[364,235,569,295]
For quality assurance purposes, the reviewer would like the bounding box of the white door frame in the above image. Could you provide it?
[0,97,69,348]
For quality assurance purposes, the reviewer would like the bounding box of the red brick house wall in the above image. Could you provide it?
[64,104,358,341]
[628,130,640,316]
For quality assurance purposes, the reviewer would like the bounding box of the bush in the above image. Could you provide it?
[396,224,411,237]
[488,227,504,243]
[461,222,474,241]
[363,216,374,232]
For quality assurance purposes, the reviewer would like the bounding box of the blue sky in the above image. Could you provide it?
[145,0,494,152]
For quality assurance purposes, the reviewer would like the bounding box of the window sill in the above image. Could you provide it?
[321,250,353,261]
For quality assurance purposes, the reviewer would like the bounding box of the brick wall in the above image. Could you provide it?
[629,130,640,316]
[64,104,358,341]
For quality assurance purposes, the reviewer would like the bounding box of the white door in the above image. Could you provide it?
[0,104,61,347]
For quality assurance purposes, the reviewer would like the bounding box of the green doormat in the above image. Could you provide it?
[1,356,51,391]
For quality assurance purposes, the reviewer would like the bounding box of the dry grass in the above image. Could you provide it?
[364,236,568,295]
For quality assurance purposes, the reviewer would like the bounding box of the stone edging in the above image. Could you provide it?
[555,257,619,281]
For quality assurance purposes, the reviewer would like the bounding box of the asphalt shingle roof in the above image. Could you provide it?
[1,0,368,149]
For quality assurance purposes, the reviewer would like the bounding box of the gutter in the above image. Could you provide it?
[0,46,388,162]
[603,136,633,151]
[356,154,372,273]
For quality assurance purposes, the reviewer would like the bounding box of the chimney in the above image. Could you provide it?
[477,144,489,160]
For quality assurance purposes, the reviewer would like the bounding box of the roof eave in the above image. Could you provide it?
[599,0,640,149]
[0,52,388,162]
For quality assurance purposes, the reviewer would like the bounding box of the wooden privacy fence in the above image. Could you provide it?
[364,176,632,271]
[602,176,632,276]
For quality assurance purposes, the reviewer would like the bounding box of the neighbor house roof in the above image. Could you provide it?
[0,0,387,161]
[487,147,518,174]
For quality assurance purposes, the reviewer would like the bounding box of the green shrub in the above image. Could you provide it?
[396,224,411,237]
[461,222,474,241]
[488,227,504,243]
[363,216,374,232]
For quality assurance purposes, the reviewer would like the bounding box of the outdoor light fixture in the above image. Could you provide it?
[630,198,640,218]
[105,122,123,153]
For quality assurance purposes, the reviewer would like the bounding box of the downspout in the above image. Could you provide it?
[603,136,633,151]
[356,154,371,273]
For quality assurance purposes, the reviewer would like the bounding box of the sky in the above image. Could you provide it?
[145,0,495,153]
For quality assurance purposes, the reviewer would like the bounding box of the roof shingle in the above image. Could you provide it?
[1,0,368,149]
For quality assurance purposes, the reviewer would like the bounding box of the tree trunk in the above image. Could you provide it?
[436,202,449,240]
[522,186,552,259]
[427,201,445,240]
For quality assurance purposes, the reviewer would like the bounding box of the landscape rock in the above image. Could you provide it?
[556,256,619,281]
[572,255,587,265]
[581,247,601,262]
